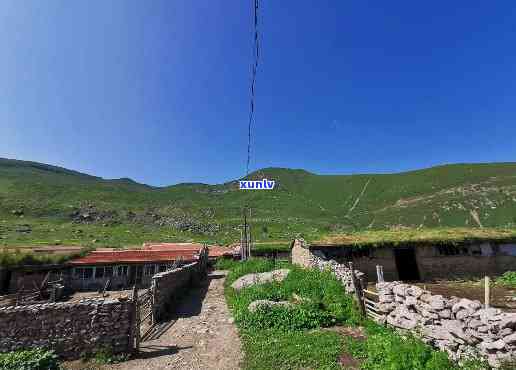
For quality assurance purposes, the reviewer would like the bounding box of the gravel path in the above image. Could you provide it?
[109,270,242,370]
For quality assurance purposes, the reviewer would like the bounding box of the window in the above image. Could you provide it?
[74,268,84,278]
[95,267,104,279]
[144,264,155,276]
[136,266,143,278]
[117,266,128,276]
[105,266,113,277]
[436,245,469,256]
[159,264,167,272]
[83,268,93,280]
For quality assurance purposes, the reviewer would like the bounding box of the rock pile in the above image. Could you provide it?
[376,282,516,367]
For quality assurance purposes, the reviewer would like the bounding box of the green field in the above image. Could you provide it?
[2,158,516,249]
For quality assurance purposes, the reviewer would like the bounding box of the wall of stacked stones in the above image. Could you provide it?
[152,247,208,321]
[291,239,366,293]
[376,282,516,368]
[0,298,134,359]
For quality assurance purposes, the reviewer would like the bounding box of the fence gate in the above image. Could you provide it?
[363,289,382,321]
[133,286,154,350]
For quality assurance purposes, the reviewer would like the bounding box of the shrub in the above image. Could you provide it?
[496,271,516,287]
[0,348,60,370]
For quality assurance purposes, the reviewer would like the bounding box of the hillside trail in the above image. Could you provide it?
[108,270,242,370]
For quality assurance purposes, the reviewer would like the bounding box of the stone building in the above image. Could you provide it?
[293,238,516,282]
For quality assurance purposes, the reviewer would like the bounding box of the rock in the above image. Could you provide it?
[406,286,424,298]
[477,308,502,323]
[405,296,417,308]
[468,319,483,329]
[452,298,482,315]
[429,295,446,310]
[248,300,293,313]
[393,284,408,296]
[379,294,394,303]
[456,309,470,321]
[499,313,516,329]
[231,269,290,290]
[438,309,452,319]
[480,339,506,352]
[503,332,516,344]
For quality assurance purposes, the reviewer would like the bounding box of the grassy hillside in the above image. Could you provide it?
[1,158,516,247]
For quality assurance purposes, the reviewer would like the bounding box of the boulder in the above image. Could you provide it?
[406,286,424,298]
[248,300,293,313]
[231,269,290,290]
[429,295,446,311]
[503,332,516,345]
[480,339,506,352]
[452,298,482,315]
[499,313,516,330]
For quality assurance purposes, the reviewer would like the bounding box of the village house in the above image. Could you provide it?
[293,237,516,282]
[2,243,235,294]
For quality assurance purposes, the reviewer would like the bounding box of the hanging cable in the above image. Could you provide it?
[246,0,260,177]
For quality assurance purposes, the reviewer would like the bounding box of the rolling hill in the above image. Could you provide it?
[1,158,516,247]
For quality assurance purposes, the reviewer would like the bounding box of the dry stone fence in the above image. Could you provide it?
[0,245,209,360]
[291,239,516,368]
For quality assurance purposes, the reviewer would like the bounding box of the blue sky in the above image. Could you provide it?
[1,1,516,186]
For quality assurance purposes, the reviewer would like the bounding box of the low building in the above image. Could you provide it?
[67,245,207,291]
[292,232,516,282]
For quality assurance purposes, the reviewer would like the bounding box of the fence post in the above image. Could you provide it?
[376,265,384,283]
[349,262,366,317]
[485,276,490,309]
[132,285,140,352]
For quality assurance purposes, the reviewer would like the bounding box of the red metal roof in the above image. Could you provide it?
[68,250,198,265]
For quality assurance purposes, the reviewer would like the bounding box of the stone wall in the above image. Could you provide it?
[0,298,134,359]
[152,246,209,321]
[376,282,516,367]
[291,239,366,293]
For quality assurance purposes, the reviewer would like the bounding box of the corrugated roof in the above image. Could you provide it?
[69,250,198,265]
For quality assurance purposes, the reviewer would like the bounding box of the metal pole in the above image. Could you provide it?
[485,276,490,309]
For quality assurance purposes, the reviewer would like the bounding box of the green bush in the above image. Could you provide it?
[0,348,60,370]
[496,271,516,287]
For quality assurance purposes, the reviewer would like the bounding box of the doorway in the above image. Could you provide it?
[394,248,420,281]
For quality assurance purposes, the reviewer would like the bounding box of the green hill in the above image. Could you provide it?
[1,158,516,247]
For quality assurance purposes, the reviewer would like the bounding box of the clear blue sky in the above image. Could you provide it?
[1,1,515,186]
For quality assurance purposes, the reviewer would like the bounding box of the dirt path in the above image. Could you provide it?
[109,270,242,370]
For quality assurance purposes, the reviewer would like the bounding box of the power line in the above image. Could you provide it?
[246,0,260,177]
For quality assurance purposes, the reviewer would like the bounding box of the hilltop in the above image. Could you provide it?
[1,158,516,247]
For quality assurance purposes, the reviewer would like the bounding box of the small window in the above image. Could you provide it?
[159,264,167,272]
[136,266,143,278]
[436,245,469,256]
[105,266,113,277]
[74,268,84,278]
[117,266,128,276]
[83,268,93,279]
[95,267,105,279]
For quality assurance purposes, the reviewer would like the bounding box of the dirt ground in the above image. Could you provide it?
[64,270,242,370]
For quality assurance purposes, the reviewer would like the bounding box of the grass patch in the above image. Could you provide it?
[252,242,292,254]
[0,348,60,370]
[314,227,516,248]
[0,246,93,268]
[223,259,472,370]
[241,328,343,370]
